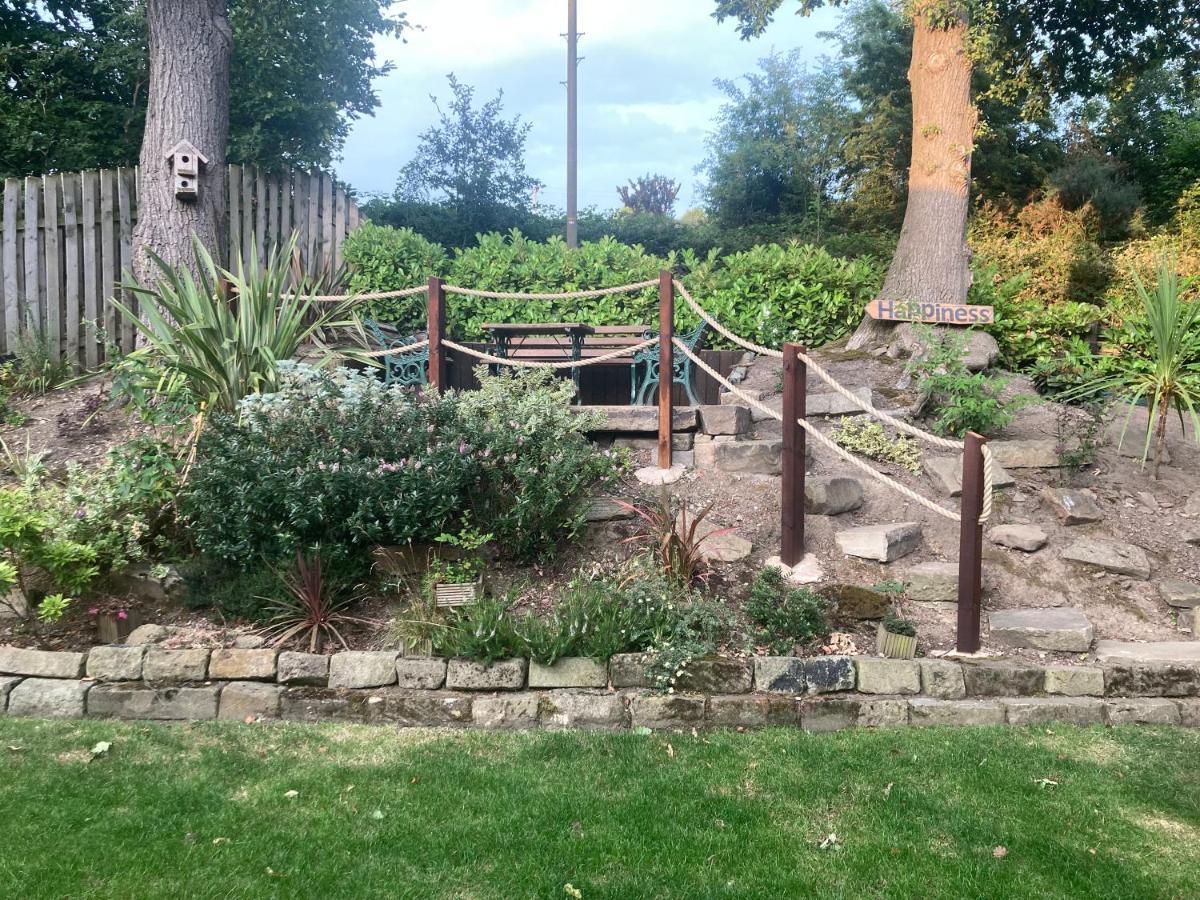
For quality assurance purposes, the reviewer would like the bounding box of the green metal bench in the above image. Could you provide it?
[363,319,429,387]
[631,320,708,406]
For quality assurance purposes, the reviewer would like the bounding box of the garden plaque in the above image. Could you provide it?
[864,298,994,325]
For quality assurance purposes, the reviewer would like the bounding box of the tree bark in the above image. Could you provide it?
[132,0,232,285]
[848,3,975,350]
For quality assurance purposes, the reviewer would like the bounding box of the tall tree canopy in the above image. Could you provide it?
[0,0,407,177]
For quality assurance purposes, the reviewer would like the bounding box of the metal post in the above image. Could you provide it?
[427,276,445,390]
[565,0,579,248]
[956,431,986,653]
[657,270,673,469]
[781,343,807,566]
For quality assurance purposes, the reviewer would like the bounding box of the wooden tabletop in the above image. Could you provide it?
[482,323,595,336]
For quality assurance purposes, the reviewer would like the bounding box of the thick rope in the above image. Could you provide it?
[443,280,658,301]
[338,338,430,360]
[441,337,658,370]
[311,285,428,303]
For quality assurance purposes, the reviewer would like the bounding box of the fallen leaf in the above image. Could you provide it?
[633,726,652,736]
[564,885,582,899]
[370,810,384,820]
[1034,778,1058,789]
[265,867,285,878]
[7,746,25,752]
[665,743,675,759]
[212,837,230,846]
[819,833,841,851]
[284,790,299,799]
[90,741,112,757]
[992,846,1008,858]
[883,782,894,798]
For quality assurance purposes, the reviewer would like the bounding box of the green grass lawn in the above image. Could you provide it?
[2,719,1198,899]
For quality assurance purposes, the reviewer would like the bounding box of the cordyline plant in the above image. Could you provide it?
[617,489,732,585]
[260,552,374,652]
[1066,256,1200,478]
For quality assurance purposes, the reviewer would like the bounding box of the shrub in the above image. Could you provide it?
[341,222,447,331]
[178,558,288,622]
[744,567,830,654]
[434,596,523,664]
[831,418,923,473]
[617,489,728,586]
[261,552,370,652]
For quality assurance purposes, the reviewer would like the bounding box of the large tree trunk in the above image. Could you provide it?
[132,0,232,285]
[848,3,975,351]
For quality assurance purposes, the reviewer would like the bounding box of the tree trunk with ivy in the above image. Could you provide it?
[132,0,233,285]
[848,3,975,351]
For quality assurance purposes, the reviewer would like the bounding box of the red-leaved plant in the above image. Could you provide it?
[616,488,732,585]
[261,552,373,652]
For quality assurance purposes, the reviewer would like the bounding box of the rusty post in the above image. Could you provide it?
[781,343,807,566]
[427,275,445,390]
[658,270,673,469]
[956,431,986,653]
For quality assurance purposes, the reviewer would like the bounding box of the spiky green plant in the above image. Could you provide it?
[116,235,354,413]
[1067,256,1200,478]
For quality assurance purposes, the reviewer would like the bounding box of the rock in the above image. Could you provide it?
[539,691,626,729]
[1104,698,1181,726]
[1185,531,1200,547]
[925,456,1014,497]
[7,678,89,718]
[715,440,785,475]
[395,656,448,690]
[705,695,797,728]
[106,562,185,604]
[232,635,267,649]
[528,657,608,689]
[674,512,752,563]
[960,661,1043,697]
[218,682,281,721]
[989,439,1062,469]
[279,688,373,723]
[1160,580,1200,608]
[807,386,872,417]
[1103,665,1200,697]
[586,498,634,522]
[0,591,27,621]
[919,660,966,699]
[0,647,86,679]
[208,649,277,681]
[676,656,752,693]
[608,653,653,688]
[1,676,20,711]
[800,698,861,732]
[836,522,922,563]
[584,406,697,432]
[1061,538,1152,580]
[858,698,909,728]
[277,652,329,686]
[903,562,959,603]
[328,651,399,689]
[804,477,864,515]
[763,554,824,585]
[473,694,540,729]
[371,690,473,726]
[634,464,687,485]
[143,649,209,682]
[824,585,890,621]
[125,624,170,646]
[629,694,705,730]
[1094,641,1200,666]
[698,404,751,436]
[445,658,527,691]
[1040,487,1103,525]
[855,658,921,694]
[1180,699,1200,727]
[1182,492,1200,518]
[1002,697,1104,726]
[86,646,146,682]
[987,524,1048,553]
[611,433,694,452]
[1044,666,1104,696]
[909,698,1005,727]
[988,607,1094,652]
[753,656,856,694]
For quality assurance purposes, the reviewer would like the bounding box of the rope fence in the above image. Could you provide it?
[442,337,658,370]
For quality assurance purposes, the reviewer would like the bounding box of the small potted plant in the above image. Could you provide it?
[428,524,492,608]
[877,614,918,659]
[88,603,143,644]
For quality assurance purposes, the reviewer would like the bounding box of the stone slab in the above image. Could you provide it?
[1041,487,1103,525]
[960,662,1043,697]
[87,684,220,720]
[1104,665,1200,697]
[528,657,608,689]
[1002,697,1104,726]
[1104,698,1181,726]
[371,690,473,726]
[473,693,540,728]
[1061,538,1152,580]
[800,698,861,732]
[539,691,627,730]
[629,694,705,729]
[807,385,872,417]
[634,464,687,485]
[677,514,752,563]
[446,658,527,691]
[903,562,958,603]
[395,656,448,690]
[7,678,89,718]
[988,607,1094,652]
[764,554,824,585]
[1094,641,1200,666]
[804,477,864,516]
[1160,580,1200,609]
[609,653,653,688]
[85,646,146,682]
[836,522,922,563]
[208,649,277,681]
[989,440,1062,469]
[143,648,209,682]
[584,406,697,433]
[705,695,797,728]
[919,660,966,699]
[0,647,86,679]
[677,656,752,694]
[328,651,399,689]
[909,698,1005,727]
[753,656,855,695]
[586,498,636,522]
[926,456,1014,498]
[714,439,784,475]
[1044,666,1104,696]
[859,698,909,728]
[698,404,751,436]
[277,652,329,686]
[218,682,282,721]
[987,524,1048,553]
[855,658,921,694]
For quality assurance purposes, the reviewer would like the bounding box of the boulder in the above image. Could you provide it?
[804,477,864,515]
[988,607,1094,652]
[989,439,1062,469]
[835,522,923,563]
[1,676,21,710]
[277,652,329,686]
[903,561,959,603]
[714,440,785,475]
[698,404,751,436]
[1040,487,1103,525]
[1061,538,1152,580]
[124,623,170,646]
[824,585,891,621]
[806,385,872,417]
[7,678,89,718]
[987,524,1048,553]
[0,647,86,679]
[892,324,998,372]
[926,456,1014,497]
[1159,580,1200,609]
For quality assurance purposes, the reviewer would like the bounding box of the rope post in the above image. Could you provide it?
[657,270,674,469]
[956,431,987,654]
[427,276,445,390]
[781,343,807,566]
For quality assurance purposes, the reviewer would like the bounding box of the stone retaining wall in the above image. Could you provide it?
[2,646,1199,730]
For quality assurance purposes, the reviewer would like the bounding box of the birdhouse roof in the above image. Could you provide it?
[164,140,208,165]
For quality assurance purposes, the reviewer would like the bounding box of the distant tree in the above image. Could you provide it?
[396,75,544,240]
[617,174,681,216]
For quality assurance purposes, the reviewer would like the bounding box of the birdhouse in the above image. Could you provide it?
[165,140,208,201]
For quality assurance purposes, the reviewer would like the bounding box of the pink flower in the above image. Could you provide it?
[88,607,99,617]
[458,441,469,454]
[116,610,128,621]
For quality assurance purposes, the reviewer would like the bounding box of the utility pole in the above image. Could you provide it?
[565,0,579,248]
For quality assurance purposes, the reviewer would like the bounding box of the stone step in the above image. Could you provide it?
[988,607,1094,652]
[1061,537,1152,580]
[988,439,1063,469]
[575,406,698,433]
[835,522,923,563]
[1094,641,1200,666]
[925,456,1015,498]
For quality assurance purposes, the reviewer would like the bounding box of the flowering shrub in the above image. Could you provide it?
[183,363,622,571]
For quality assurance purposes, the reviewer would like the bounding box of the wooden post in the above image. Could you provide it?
[657,270,673,469]
[956,431,986,653]
[427,276,446,390]
[781,343,807,566]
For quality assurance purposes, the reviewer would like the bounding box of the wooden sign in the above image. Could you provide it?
[865,298,994,325]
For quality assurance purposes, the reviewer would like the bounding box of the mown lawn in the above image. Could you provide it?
[1,719,1198,899]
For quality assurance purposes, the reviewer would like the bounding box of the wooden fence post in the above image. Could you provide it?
[956,431,986,653]
[427,275,446,390]
[658,270,673,469]
[781,343,807,566]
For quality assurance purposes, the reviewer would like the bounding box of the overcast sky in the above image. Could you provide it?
[337,0,843,213]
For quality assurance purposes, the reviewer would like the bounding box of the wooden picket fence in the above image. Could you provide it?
[0,165,360,367]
